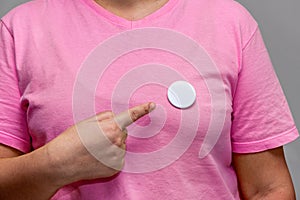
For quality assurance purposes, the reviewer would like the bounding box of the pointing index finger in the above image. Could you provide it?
[114,102,156,130]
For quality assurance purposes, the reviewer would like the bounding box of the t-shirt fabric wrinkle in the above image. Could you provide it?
[0,0,298,199]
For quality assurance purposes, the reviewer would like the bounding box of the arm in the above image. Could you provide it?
[0,121,122,200]
[0,102,154,200]
[0,144,64,200]
[232,146,296,200]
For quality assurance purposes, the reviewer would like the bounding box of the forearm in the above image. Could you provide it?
[0,103,153,199]
[233,147,296,200]
[0,146,70,200]
[245,184,295,200]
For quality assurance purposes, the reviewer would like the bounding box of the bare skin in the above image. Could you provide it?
[233,147,296,199]
[94,0,169,20]
[0,102,155,200]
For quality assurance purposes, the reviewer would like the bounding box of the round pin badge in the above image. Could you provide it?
[167,81,196,109]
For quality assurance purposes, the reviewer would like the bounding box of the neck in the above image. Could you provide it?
[95,0,159,7]
[94,0,169,21]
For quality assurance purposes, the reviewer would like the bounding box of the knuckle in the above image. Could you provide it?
[105,111,115,118]
[113,137,123,147]
[117,139,124,147]
[96,111,115,121]
[130,111,139,121]
[109,122,120,132]
[144,106,150,114]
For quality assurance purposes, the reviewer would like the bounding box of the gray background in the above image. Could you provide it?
[1,0,299,197]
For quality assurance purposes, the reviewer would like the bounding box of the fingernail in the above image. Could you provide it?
[149,102,156,112]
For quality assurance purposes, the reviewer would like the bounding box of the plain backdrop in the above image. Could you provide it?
[1,0,299,198]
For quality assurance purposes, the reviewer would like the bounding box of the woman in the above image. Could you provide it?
[0,0,298,199]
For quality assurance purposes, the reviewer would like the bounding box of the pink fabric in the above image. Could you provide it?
[0,0,298,199]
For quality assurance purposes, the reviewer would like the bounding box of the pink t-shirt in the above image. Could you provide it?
[0,0,299,199]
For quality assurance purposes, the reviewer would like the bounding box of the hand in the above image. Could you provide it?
[44,102,156,186]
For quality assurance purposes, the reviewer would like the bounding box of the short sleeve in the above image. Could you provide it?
[231,26,299,153]
[0,20,31,153]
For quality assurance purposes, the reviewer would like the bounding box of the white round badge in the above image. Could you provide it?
[167,81,196,109]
